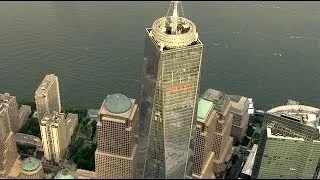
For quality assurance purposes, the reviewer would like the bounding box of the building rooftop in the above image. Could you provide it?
[228,95,248,115]
[0,93,14,104]
[241,144,258,176]
[104,93,132,114]
[202,89,225,102]
[21,157,41,172]
[35,74,57,96]
[76,169,96,179]
[55,169,76,179]
[197,98,213,123]
[267,105,320,128]
[202,88,229,113]
[41,111,64,124]
[150,1,200,49]
[87,109,99,118]
[16,133,41,146]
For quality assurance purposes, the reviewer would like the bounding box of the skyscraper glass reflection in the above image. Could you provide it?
[138,1,204,179]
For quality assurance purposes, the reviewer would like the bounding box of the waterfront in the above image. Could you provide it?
[1,1,320,110]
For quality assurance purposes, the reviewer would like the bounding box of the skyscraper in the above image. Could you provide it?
[35,74,62,124]
[227,94,250,141]
[252,104,320,179]
[0,93,20,132]
[139,1,203,178]
[194,89,234,177]
[0,104,19,178]
[95,93,139,179]
[40,111,77,164]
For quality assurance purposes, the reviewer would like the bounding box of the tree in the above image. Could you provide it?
[73,143,97,171]
[19,118,40,137]
[240,136,250,146]
[91,121,97,140]
[246,125,255,137]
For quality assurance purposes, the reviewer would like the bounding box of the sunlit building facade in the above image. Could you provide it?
[0,104,19,178]
[35,74,62,124]
[0,93,20,132]
[139,1,203,179]
[40,112,70,164]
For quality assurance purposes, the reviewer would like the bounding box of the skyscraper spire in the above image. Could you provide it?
[171,1,179,35]
[167,1,185,35]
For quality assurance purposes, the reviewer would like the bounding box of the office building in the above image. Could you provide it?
[192,98,217,179]
[35,74,62,123]
[40,111,77,164]
[139,1,203,178]
[0,93,20,132]
[194,89,234,177]
[252,104,320,179]
[95,93,139,179]
[227,95,250,141]
[0,104,19,178]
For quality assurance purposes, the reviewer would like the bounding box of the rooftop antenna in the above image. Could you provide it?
[166,1,185,35]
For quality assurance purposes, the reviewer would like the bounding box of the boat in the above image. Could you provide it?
[248,98,255,115]
[255,110,265,116]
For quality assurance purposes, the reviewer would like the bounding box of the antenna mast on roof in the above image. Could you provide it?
[166,1,185,35]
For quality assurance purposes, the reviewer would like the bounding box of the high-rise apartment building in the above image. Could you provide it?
[35,74,62,124]
[0,93,20,132]
[252,104,320,179]
[95,93,139,179]
[139,1,203,178]
[0,104,19,178]
[40,111,77,164]
[227,94,250,141]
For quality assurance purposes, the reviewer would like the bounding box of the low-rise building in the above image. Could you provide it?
[239,144,258,179]
[76,169,96,179]
[15,133,41,148]
[54,168,77,179]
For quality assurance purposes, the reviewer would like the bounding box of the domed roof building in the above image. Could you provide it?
[19,157,44,179]
[54,168,77,179]
[95,93,139,179]
[104,93,132,114]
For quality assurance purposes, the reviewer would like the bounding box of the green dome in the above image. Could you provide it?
[104,93,132,114]
[54,169,76,179]
[21,157,41,172]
